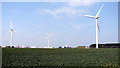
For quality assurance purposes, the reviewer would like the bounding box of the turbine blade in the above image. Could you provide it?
[10,20,13,29]
[9,30,11,33]
[83,15,96,19]
[97,22,101,33]
[96,4,104,17]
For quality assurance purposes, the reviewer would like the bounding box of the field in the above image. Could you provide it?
[2,48,119,67]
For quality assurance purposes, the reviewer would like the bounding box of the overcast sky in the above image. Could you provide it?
[2,2,118,47]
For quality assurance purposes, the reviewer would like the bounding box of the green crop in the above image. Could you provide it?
[2,48,119,67]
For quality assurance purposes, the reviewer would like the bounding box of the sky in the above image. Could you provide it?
[2,2,118,47]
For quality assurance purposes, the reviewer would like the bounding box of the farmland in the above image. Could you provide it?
[2,48,119,67]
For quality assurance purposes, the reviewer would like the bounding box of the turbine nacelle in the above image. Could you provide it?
[11,29,13,31]
[9,29,14,33]
[95,16,99,19]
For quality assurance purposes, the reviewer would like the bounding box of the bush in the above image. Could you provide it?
[6,46,11,48]
[12,46,14,48]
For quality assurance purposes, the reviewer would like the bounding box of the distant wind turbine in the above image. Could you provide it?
[48,38,50,48]
[84,4,104,49]
[46,33,55,48]
[9,20,14,47]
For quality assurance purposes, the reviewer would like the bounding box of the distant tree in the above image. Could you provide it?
[59,46,62,48]
[90,44,96,48]
[64,47,66,48]
[90,43,120,48]
[6,46,11,48]
[12,46,14,48]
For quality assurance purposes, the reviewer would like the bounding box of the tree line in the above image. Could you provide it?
[90,43,120,48]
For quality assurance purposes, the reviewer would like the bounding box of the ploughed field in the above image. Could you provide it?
[2,48,118,67]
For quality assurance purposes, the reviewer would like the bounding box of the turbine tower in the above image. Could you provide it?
[84,4,104,49]
[9,20,14,47]
[48,38,50,48]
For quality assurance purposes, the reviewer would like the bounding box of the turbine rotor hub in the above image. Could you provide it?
[95,16,99,19]
[11,29,13,31]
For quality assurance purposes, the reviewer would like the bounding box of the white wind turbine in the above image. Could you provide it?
[9,20,14,47]
[48,38,50,48]
[46,33,55,48]
[84,4,104,49]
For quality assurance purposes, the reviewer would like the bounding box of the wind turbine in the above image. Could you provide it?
[46,33,55,48]
[9,20,14,47]
[84,4,104,49]
[48,38,50,48]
